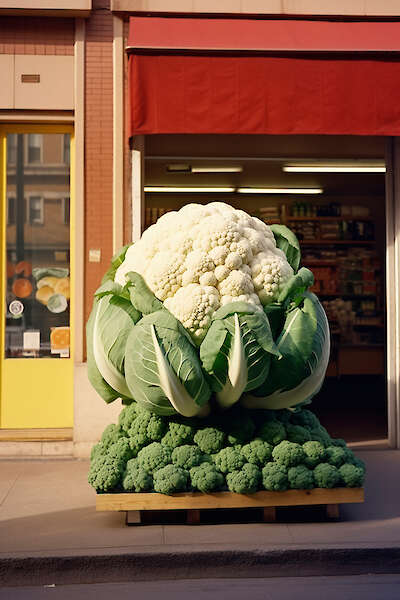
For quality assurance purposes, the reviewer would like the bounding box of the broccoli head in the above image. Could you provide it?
[118,403,137,433]
[190,462,225,493]
[137,442,172,474]
[226,463,261,494]
[272,440,306,467]
[223,410,255,445]
[288,464,314,490]
[241,439,272,466]
[274,409,293,424]
[303,440,326,468]
[309,427,332,447]
[313,463,341,488]
[171,445,203,470]
[127,410,168,456]
[325,446,348,468]
[262,462,289,491]
[291,409,320,430]
[348,455,366,473]
[153,464,188,495]
[286,424,311,445]
[100,423,126,448]
[161,420,196,449]
[258,420,286,446]
[214,447,245,474]
[88,438,132,493]
[122,458,153,492]
[339,463,365,487]
[330,438,347,448]
[194,427,225,454]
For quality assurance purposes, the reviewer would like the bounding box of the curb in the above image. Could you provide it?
[1,547,400,587]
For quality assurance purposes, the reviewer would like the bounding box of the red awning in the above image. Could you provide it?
[128,17,400,136]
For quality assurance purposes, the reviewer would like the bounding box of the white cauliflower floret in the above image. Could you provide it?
[164,284,220,343]
[114,202,294,340]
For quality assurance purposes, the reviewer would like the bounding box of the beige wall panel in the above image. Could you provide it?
[241,0,281,13]
[0,1,91,10]
[282,0,365,15]
[365,0,400,15]
[14,55,74,111]
[193,0,241,11]
[0,55,13,109]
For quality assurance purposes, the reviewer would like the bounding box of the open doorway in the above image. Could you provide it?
[142,134,387,445]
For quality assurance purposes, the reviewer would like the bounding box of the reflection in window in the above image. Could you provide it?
[27,134,42,164]
[5,133,70,358]
[28,197,44,226]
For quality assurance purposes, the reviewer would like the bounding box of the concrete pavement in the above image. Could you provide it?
[0,448,400,585]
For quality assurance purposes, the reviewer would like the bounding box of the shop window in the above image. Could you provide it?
[28,196,44,225]
[63,134,70,166]
[7,197,15,225]
[6,135,17,165]
[27,134,42,164]
[62,196,70,225]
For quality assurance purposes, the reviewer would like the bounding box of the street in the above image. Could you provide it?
[1,575,400,600]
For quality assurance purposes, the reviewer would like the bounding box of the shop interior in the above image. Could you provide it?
[143,134,387,444]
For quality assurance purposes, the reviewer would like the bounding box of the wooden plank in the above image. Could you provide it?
[96,488,364,512]
[0,428,73,442]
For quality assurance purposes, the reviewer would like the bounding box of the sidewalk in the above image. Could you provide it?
[0,448,400,586]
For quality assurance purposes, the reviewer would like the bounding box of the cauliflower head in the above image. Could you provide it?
[115,202,293,342]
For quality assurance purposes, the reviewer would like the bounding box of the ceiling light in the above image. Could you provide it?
[144,186,236,193]
[283,162,386,173]
[237,187,323,194]
[191,166,243,173]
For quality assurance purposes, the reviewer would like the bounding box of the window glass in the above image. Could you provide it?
[5,133,71,358]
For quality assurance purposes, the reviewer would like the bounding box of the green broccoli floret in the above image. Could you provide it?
[190,462,225,493]
[171,445,203,470]
[226,463,261,494]
[258,420,286,446]
[325,446,348,467]
[274,409,293,424]
[223,410,255,445]
[137,442,172,474]
[291,409,320,430]
[88,438,132,493]
[286,424,311,445]
[288,464,314,490]
[127,410,168,456]
[161,421,196,449]
[339,463,365,487]
[348,455,366,473]
[241,439,272,466]
[303,440,326,468]
[331,438,347,448]
[101,423,126,447]
[118,403,137,433]
[313,463,341,488]
[309,426,332,447]
[262,462,289,491]
[122,458,153,492]
[194,427,225,454]
[214,447,245,474]
[153,464,188,495]
[272,440,306,467]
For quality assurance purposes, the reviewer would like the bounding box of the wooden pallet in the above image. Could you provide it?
[96,487,364,525]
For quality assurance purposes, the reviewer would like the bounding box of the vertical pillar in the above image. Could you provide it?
[131,135,145,241]
[113,15,124,254]
[385,138,400,448]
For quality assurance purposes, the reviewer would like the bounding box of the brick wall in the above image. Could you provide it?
[0,17,74,55]
[84,0,114,325]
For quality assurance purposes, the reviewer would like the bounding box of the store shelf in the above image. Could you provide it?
[299,240,375,245]
[287,216,374,222]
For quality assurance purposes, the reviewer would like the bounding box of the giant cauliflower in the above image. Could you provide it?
[114,202,293,342]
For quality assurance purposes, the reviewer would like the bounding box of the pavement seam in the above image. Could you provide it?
[0,470,23,509]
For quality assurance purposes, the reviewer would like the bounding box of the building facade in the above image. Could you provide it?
[1,1,400,456]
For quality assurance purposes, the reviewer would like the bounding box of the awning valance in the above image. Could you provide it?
[128,17,400,136]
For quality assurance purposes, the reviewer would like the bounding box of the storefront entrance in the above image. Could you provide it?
[141,133,388,445]
[0,126,73,429]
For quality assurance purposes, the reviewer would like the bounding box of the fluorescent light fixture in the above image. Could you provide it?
[237,187,323,194]
[144,186,236,193]
[191,166,243,173]
[283,162,386,173]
